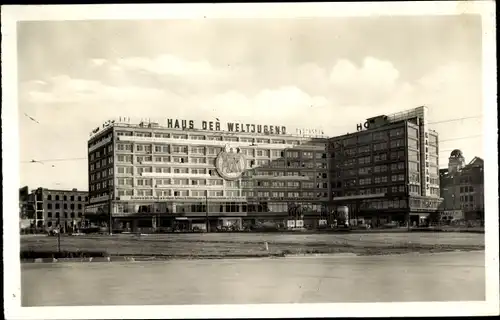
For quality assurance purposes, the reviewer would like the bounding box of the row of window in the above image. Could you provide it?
[340,139,407,156]
[117,177,328,189]
[90,168,114,182]
[429,187,440,196]
[335,151,407,166]
[341,174,400,188]
[89,156,114,171]
[116,188,328,199]
[46,212,83,218]
[116,130,303,145]
[244,170,327,179]
[89,144,113,161]
[460,195,475,202]
[90,179,113,192]
[114,165,326,180]
[332,128,406,148]
[359,199,407,210]
[46,195,88,202]
[114,201,325,215]
[47,203,84,210]
[460,186,475,193]
[88,133,112,149]
[117,143,326,159]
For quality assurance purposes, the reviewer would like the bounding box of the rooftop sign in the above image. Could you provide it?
[165,118,287,135]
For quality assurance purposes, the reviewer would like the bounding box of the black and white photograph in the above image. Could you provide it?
[2,2,498,319]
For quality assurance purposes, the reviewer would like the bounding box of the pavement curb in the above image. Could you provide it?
[23,253,284,263]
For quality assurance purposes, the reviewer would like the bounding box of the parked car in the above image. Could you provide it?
[47,228,59,236]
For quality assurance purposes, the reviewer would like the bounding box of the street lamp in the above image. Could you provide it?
[109,191,114,235]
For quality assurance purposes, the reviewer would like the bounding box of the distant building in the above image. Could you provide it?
[448,149,466,173]
[440,154,484,222]
[24,187,89,231]
[19,186,31,219]
[327,106,442,227]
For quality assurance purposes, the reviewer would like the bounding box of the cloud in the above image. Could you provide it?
[328,57,402,106]
[115,54,217,77]
[23,75,170,105]
[90,59,107,67]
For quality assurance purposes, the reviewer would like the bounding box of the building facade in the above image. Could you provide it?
[85,119,329,232]
[327,106,442,226]
[26,187,88,231]
[440,154,484,222]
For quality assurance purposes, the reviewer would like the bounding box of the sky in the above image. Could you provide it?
[17,15,484,191]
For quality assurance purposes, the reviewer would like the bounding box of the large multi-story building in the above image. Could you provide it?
[84,119,329,232]
[327,106,442,227]
[24,187,88,231]
[439,152,484,222]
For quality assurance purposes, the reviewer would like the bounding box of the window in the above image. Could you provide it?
[191,168,206,175]
[373,165,388,173]
[207,147,222,155]
[190,135,206,140]
[302,151,314,159]
[345,148,357,157]
[358,133,372,144]
[389,128,404,137]
[374,176,388,184]
[408,139,418,150]
[190,146,205,154]
[173,167,189,174]
[358,156,371,165]
[358,167,372,175]
[391,162,405,171]
[172,145,188,154]
[358,145,371,153]
[373,142,388,151]
[374,153,387,162]
[256,149,270,157]
[287,181,300,188]
[172,178,189,185]
[373,131,388,141]
[408,127,418,138]
[208,179,223,186]
[359,178,372,185]
[390,139,404,148]
[190,157,206,164]
[286,151,299,158]
[191,179,206,186]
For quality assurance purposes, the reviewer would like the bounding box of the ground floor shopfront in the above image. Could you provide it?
[330,194,443,227]
[84,199,328,232]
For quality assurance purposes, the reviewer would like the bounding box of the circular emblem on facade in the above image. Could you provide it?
[215,145,247,180]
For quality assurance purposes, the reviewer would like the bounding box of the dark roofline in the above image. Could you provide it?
[467,156,484,166]
[35,187,89,193]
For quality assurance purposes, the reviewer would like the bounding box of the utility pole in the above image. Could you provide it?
[205,191,209,233]
[109,191,113,235]
[57,218,61,254]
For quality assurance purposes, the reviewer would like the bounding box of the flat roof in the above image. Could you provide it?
[89,122,329,143]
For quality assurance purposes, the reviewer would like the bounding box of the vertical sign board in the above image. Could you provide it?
[417,106,430,197]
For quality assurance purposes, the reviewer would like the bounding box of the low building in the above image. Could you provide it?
[26,187,89,231]
[440,153,484,223]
